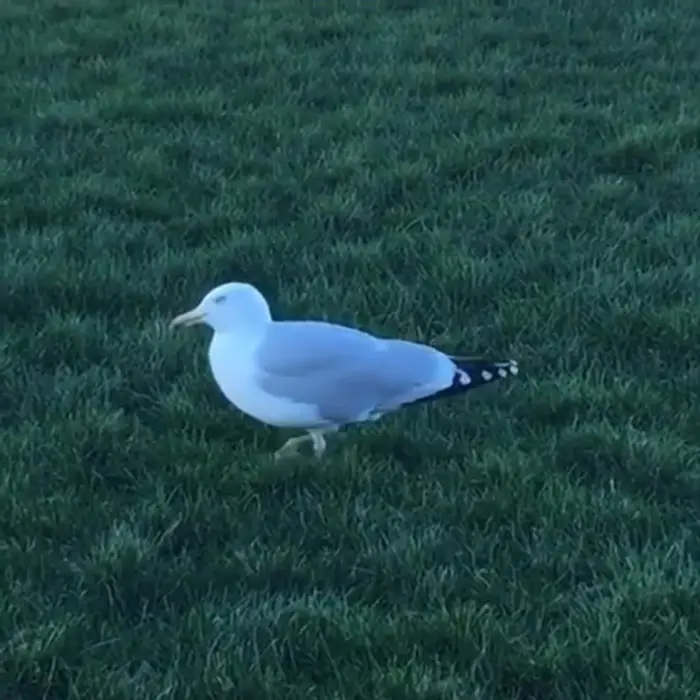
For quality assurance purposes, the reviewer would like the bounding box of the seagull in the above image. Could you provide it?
[170,282,518,460]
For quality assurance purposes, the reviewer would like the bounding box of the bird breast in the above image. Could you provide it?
[207,333,326,429]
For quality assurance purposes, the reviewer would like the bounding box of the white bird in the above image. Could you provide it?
[170,282,518,460]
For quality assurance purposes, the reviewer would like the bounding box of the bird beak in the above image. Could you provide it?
[170,307,206,329]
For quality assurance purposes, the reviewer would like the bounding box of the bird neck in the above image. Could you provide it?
[214,313,270,346]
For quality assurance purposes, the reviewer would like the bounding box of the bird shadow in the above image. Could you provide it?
[359,431,473,473]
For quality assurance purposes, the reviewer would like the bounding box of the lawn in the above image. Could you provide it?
[2,0,700,697]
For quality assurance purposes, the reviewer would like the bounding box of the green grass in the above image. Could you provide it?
[2,0,700,697]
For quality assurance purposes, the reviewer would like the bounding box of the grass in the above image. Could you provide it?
[2,0,700,697]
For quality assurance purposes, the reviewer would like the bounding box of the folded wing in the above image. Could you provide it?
[253,322,455,425]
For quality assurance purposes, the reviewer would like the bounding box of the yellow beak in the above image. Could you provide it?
[170,307,206,329]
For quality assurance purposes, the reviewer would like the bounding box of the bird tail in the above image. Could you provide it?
[410,356,518,405]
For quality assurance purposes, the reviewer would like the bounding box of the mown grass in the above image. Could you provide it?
[2,0,700,697]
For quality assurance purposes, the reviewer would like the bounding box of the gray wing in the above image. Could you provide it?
[254,321,452,424]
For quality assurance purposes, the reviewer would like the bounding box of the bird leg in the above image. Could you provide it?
[309,430,327,459]
[274,434,311,461]
[273,428,335,461]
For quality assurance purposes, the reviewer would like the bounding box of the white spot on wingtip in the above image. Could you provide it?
[457,370,471,385]
[509,361,519,376]
[497,368,508,378]
[481,370,493,381]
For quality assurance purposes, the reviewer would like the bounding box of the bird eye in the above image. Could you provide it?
[213,295,226,304]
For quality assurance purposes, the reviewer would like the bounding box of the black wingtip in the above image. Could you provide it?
[408,357,518,406]
[451,357,519,389]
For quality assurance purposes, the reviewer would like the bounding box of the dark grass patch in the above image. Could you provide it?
[2,0,700,698]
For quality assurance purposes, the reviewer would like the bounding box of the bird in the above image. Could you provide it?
[170,282,518,460]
